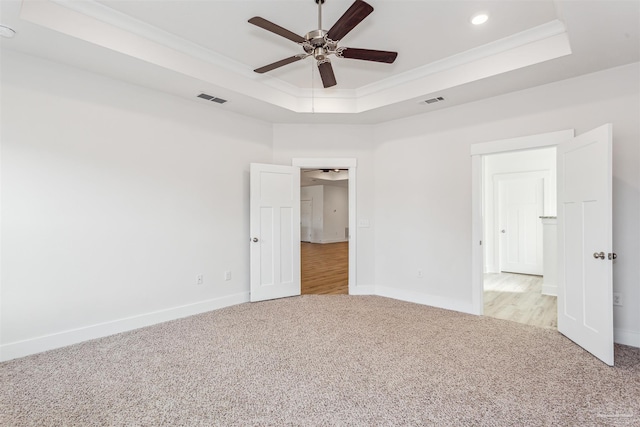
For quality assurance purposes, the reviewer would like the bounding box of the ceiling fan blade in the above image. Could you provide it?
[340,48,398,63]
[254,55,304,74]
[318,61,337,88]
[327,0,374,41]
[248,17,306,44]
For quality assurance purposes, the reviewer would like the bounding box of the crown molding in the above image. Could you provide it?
[23,0,571,115]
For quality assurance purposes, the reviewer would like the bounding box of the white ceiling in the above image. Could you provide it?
[1,0,638,124]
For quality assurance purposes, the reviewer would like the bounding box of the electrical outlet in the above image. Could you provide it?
[613,292,622,306]
[224,271,232,281]
[196,274,204,285]
[417,269,424,278]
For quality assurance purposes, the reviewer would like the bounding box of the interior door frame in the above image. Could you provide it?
[470,130,574,315]
[293,158,356,294]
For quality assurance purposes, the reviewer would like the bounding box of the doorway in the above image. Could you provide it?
[300,168,349,294]
[482,148,556,328]
[470,130,574,326]
[292,158,357,295]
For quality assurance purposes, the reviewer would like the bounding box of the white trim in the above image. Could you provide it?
[470,129,575,315]
[349,285,375,296]
[292,158,357,294]
[471,155,484,315]
[25,2,570,114]
[358,20,567,98]
[470,129,574,156]
[319,239,349,244]
[292,158,357,169]
[0,292,249,362]
[375,286,476,315]
[614,328,640,348]
[542,284,558,296]
[6,288,636,362]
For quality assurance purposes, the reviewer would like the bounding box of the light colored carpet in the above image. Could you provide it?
[1,295,639,426]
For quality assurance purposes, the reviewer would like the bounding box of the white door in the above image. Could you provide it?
[300,200,312,242]
[250,163,301,302]
[499,177,544,275]
[557,124,614,365]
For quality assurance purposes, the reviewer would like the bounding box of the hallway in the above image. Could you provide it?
[301,242,348,295]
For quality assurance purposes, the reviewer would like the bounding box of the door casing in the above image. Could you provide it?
[470,130,575,315]
[293,158,357,294]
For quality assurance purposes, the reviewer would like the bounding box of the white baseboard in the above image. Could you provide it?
[374,285,476,315]
[320,238,348,244]
[349,285,375,295]
[5,288,636,361]
[0,292,249,362]
[485,265,498,274]
[541,284,557,296]
[614,328,640,348]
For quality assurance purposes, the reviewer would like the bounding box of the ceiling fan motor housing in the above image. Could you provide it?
[306,29,327,46]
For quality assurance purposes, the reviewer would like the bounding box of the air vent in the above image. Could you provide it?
[422,96,445,105]
[197,93,228,104]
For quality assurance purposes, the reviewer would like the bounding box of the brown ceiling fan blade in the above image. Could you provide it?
[254,56,304,74]
[248,17,306,44]
[340,48,398,63]
[327,0,374,41]
[318,61,337,88]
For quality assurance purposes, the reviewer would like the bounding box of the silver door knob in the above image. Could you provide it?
[252,237,259,242]
[593,252,605,259]
[608,253,617,260]
[501,229,506,233]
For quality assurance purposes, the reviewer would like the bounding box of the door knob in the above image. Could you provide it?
[501,229,506,234]
[252,237,259,242]
[593,252,605,259]
[608,253,617,260]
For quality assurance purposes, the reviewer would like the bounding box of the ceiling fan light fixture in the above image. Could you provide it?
[471,13,489,26]
[314,47,328,60]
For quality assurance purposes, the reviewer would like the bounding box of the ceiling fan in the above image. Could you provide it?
[303,168,348,173]
[248,0,398,88]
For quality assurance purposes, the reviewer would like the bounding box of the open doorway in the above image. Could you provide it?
[291,157,361,294]
[481,146,558,329]
[300,168,349,294]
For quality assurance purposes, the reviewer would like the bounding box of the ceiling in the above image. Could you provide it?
[301,169,348,187]
[1,0,638,124]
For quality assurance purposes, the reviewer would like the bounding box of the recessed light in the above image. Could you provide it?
[0,25,16,38]
[471,13,489,26]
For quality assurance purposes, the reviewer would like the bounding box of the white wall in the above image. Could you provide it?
[300,185,348,244]
[483,148,556,272]
[3,49,639,360]
[300,185,323,243]
[372,63,640,345]
[272,125,376,291]
[0,51,273,360]
[322,185,349,243]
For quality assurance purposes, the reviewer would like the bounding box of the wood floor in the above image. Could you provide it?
[300,245,556,328]
[301,242,348,295]
[484,272,557,329]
